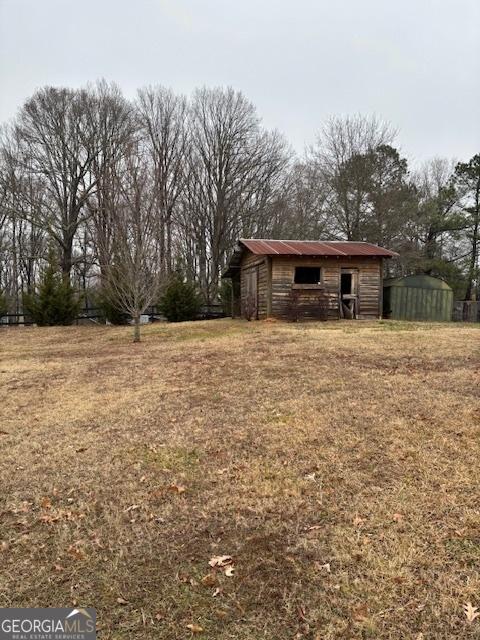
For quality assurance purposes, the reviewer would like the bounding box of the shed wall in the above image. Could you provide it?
[240,252,268,319]
[270,256,382,320]
[384,286,453,321]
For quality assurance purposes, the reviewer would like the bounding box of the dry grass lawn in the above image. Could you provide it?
[0,319,479,639]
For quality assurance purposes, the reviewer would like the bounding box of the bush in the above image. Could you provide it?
[159,274,200,322]
[96,290,129,325]
[0,292,7,319]
[219,280,232,316]
[243,292,257,321]
[23,259,81,326]
[286,288,329,322]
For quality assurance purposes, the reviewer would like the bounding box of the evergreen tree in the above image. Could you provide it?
[159,274,200,322]
[0,292,7,319]
[219,279,233,316]
[24,253,81,326]
[454,154,480,299]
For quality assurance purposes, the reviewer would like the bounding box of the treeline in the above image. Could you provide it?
[0,80,479,322]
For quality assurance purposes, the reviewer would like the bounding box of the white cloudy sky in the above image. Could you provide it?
[0,0,479,165]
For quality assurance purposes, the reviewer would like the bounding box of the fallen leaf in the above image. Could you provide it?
[124,504,140,512]
[186,623,203,633]
[41,497,52,510]
[169,484,186,494]
[116,597,129,605]
[224,565,235,577]
[201,574,217,587]
[212,587,220,597]
[67,544,85,560]
[318,562,331,573]
[353,515,364,527]
[208,555,233,568]
[297,605,307,622]
[352,603,369,622]
[392,513,403,522]
[215,610,227,619]
[39,514,60,524]
[464,602,479,623]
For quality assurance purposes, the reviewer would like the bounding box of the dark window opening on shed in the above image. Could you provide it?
[341,272,352,296]
[294,266,321,284]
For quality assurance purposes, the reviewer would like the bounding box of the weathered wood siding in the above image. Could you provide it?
[240,250,268,319]
[270,256,382,320]
[357,260,383,318]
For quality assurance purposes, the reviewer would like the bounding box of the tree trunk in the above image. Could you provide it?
[465,224,478,300]
[465,189,480,300]
[133,314,141,343]
[61,237,74,283]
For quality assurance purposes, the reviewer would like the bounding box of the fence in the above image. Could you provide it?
[0,303,226,326]
[452,301,480,323]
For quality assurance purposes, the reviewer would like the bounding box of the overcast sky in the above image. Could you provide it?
[0,0,479,166]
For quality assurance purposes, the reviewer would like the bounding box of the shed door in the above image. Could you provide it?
[340,268,359,318]
[244,268,258,319]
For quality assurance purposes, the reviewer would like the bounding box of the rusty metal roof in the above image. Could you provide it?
[222,239,398,278]
[239,239,398,257]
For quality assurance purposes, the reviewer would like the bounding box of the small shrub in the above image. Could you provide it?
[96,290,129,325]
[23,258,81,326]
[286,289,301,322]
[243,292,257,321]
[159,274,201,322]
[0,292,7,319]
[219,280,232,316]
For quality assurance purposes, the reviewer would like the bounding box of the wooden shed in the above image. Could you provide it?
[222,239,398,321]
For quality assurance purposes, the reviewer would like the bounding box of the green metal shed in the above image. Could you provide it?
[383,275,453,321]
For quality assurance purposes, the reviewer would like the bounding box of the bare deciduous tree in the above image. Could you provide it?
[310,114,395,240]
[13,87,102,281]
[137,86,189,277]
[100,140,162,342]
[185,86,289,302]
[86,81,136,279]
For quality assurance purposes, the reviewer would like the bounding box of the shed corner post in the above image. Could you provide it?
[379,258,384,319]
[266,255,272,318]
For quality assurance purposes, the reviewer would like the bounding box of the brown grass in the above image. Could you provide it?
[0,319,479,639]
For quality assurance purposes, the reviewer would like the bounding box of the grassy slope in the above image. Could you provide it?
[0,319,479,639]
